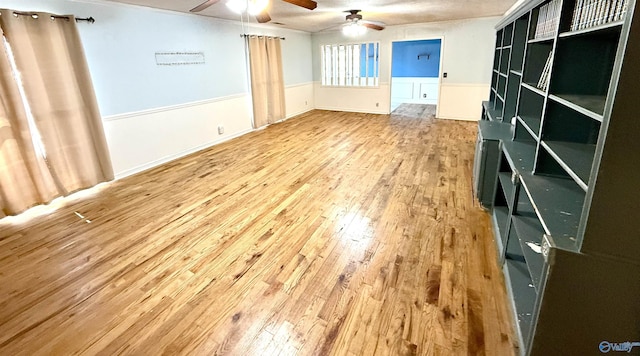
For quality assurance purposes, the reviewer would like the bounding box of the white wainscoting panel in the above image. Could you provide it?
[285,82,314,119]
[104,83,314,179]
[391,77,439,110]
[103,95,253,179]
[313,82,391,114]
[437,83,490,121]
[394,83,414,100]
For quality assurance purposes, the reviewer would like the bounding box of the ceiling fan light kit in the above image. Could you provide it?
[225,0,268,15]
[225,0,245,13]
[190,0,317,25]
[189,1,382,33]
[248,0,269,15]
[341,10,385,36]
[342,22,367,36]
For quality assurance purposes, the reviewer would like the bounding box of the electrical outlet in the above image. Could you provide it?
[423,94,427,98]
[218,125,224,135]
[376,102,379,107]
[305,100,308,105]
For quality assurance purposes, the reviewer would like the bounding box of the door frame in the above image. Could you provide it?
[389,37,445,118]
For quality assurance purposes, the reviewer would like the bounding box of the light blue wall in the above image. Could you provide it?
[1,0,313,116]
[391,39,441,78]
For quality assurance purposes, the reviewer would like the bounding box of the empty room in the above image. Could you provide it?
[1,0,639,355]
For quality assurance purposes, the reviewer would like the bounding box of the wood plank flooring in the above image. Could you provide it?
[0,109,517,355]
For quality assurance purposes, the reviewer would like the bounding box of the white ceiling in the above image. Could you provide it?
[103,0,517,33]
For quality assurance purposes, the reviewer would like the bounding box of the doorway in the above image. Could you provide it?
[390,39,442,118]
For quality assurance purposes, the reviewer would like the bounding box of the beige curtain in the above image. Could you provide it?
[0,26,56,217]
[265,38,285,123]
[0,10,113,217]
[247,36,286,128]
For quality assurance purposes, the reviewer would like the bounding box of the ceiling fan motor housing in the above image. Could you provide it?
[346,10,363,21]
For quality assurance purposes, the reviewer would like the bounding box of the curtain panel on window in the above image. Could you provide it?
[0,10,113,217]
[0,26,56,218]
[246,36,286,128]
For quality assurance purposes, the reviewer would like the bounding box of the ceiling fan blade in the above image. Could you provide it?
[255,11,271,23]
[281,0,317,10]
[190,0,221,12]
[361,21,385,31]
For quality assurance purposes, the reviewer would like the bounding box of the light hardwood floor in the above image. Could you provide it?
[0,109,517,355]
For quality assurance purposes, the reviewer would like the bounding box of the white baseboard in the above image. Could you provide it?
[286,107,314,119]
[436,116,480,121]
[314,106,390,115]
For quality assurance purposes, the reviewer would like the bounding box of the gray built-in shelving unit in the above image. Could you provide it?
[476,0,640,354]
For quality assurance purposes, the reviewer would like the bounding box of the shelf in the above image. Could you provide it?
[559,20,624,39]
[499,72,508,78]
[484,0,640,351]
[486,107,502,122]
[505,72,522,122]
[504,258,536,343]
[548,94,605,121]
[510,15,527,72]
[541,141,596,190]
[528,36,554,44]
[498,172,516,208]
[504,24,514,47]
[511,215,545,291]
[502,140,536,173]
[540,99,601,148]
[483,0,639,351]
[518,116,541,139]
[550,32,619,113]
[482,101,502,121]
[498,75,507,97]
[505,225,526,263]
[493,205,510,242]
[516,86,544,141]
[479,120,512,140]
[521,82,545,96]
[519,173,584,251]
[482,100,492,113]
[500,47,511,73]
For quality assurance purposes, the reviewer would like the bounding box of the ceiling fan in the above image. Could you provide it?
[344,10,386,31]
[190,0,317,24]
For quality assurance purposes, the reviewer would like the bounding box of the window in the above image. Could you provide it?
[321,42,379,87]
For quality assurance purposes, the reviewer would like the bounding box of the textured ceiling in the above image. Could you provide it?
[103,0,517,33]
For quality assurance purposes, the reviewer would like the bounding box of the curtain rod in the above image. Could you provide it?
[10,11,95,23]
[240,34,285,40]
